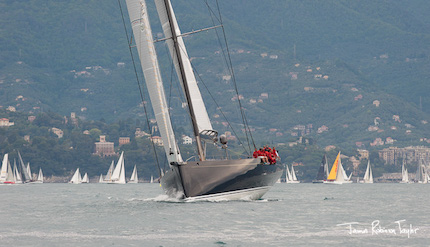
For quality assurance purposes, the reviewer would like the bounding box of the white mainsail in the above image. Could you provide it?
[0,153,9,182]
[104,160,114,181]
[125,0,182,164]
[99,174,104,183]
[324,157,330,179]
[129,165,138,183]
[109,152,126,184]
[286,165,299,183]
[69,168,82,184]
[13,160,22,184]
[402,166,409,183]
[291,166,299,182]
[336,157,346,183]
[82,173,89,183]
[363,161,373,183]
[26,163,31,180]
[5,160,15,183]
[150,175,154,183]
[36,168,43,183]
[111,152,124,181]
[153,0,215,138]
[18,151,31,182]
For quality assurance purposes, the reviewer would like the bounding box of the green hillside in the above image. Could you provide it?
[1,0,430,155]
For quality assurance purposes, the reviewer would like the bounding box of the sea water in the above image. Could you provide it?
[0,183,429,246]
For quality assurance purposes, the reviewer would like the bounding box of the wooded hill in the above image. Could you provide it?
[1,0,430,177]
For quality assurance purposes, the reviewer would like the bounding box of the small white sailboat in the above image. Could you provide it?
[150,175,154,184]
[36,168,43,183]
[400,158,411,183]
[361,160,374,183]
[69,168,82,184]
[13,160,22,184]
[416,159,428,184]
[29,167,44,184]
[285,165,300,183]
[128,165,138,183]
[324,152,351,184]
[108,152,126,184]
[99,174,104,183]
[291,165,300,183]
[82,173,89,183]
[0,154,9,183]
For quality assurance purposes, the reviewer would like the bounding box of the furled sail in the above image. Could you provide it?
[125,0,182,163]
[154,0,217,141]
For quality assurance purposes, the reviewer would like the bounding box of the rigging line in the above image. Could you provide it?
[209,0,252,152]
[215,0,255,151]
[175,42,249,155]
[203,0,222,24]
[118,0,162,178]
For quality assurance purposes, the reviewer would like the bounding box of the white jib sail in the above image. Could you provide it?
[291,166,298,181]
[336,157,346,182]
[154,0,214,136]
[0,153,9,182]
[37,168,43,183]
[111,152,124,181]
[125,0,182,164]
[129,165,138,183]
[70,168,82,184]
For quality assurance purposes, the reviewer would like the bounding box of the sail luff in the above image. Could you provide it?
[125,0,182,164]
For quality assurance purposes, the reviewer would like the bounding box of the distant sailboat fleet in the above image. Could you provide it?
[0,152,44,184]
[3,150,429,184]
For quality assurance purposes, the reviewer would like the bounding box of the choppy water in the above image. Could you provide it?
[0,183,429,246]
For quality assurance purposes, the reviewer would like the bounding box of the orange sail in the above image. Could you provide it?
[327,152,340,181]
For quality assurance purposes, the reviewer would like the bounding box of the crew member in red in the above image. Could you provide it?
[252,148,259,158]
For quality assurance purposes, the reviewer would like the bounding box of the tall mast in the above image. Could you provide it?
[162,0,205,161]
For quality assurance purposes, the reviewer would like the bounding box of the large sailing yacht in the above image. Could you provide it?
[124,0,283,200]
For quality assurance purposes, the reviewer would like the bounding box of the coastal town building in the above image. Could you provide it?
[379,146,430,165]
[119,137,130,146]
[182,135,192,145]
[94,135,115,156]
[51,127,63,138]
[150,136,163,146]
[0,118,14,127]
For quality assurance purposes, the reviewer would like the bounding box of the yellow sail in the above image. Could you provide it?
[327,152,340,180]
